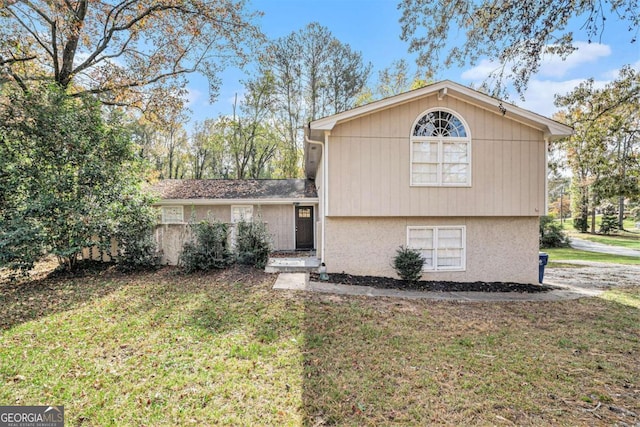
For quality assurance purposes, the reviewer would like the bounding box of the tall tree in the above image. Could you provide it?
[190,119,227,179]
[357,58,431,105]
[554,66,640,232]
[259,22,371,177]
[218,75,284,179]
[399,0,639,96]
[0,0,262,109]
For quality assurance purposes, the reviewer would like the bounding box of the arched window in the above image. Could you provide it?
[410,109,471,186]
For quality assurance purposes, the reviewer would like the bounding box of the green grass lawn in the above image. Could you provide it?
[1,266,639,425]
[571,231,640,249]
[559,216,640,250]
[559,216,640,233]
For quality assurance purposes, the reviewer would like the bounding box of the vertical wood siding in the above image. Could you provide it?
[327,94,546,217]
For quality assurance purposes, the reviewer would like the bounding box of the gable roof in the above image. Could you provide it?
[151,179,317,204]
[309,80,573,140]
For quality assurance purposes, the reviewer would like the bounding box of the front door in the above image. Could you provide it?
[295,206,314,250]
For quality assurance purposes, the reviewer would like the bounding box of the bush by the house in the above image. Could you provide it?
[392,246,424,284]
[0,86,152,273]
[110,192,160,271]
[235,218,271,269]
[539,216,570,248]
[599,202,618,234]
[179,218,233,273]
[631,206,640,222]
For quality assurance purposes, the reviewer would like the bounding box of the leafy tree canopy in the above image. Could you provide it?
[0,0,262,111]
[554,65,640,231]
[0,85,157,273]
[399,0,639,97]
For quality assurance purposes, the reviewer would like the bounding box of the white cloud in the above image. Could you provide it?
[461,41,612,82]
[185,87,203,107]
[603,59,640,79]
[517,78,609,117]
[460,59,502,81]
[538,41,611,78]
[458,40,620,117]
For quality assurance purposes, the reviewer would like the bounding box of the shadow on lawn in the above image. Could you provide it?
[298,290,640,426]
[0,263,129,331]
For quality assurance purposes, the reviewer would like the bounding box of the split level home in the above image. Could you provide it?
[153,80,572,284]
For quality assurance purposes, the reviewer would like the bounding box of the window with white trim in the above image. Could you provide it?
[161,206,184,224]
[230,205,253,248]
[411,109,471,186]
[231,205,253,223]
[407,226,466,271]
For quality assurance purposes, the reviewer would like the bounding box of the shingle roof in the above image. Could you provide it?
[151,179,317,200]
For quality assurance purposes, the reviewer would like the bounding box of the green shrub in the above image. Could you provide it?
[392,246,424,284]
[599,203,618,235]
[179,218,233,273]
[573,216,589,233]
[539,216,570,248]
[631,206,640,221]
[110,192,159,271]
[0,216,45,277]
[235,218,271,269]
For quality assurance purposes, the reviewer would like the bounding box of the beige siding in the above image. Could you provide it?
[327,94,546,217]
[315,155,325,258]
[156,203,306,265]
[324,216,539,284]
[259,205,295,250]
[155,224,190,265]
[82,238,118,262]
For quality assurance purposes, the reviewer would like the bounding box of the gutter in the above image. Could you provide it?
[305,124,327,263]
[155,198,319,206]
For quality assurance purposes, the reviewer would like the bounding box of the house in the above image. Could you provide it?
[152,179,318,265]
[150,81,571,284]
[304,80,572,284]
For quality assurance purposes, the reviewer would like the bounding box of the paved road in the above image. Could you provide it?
[569,236,640,257]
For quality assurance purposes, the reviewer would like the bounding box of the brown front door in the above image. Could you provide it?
[295,206,314,250]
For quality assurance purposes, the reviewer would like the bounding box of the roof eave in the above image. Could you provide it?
[154,197,319,206]
[310,80,574,138]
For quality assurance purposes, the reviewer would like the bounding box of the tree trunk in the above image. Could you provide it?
[619,196,625,230]
[591,192,597,234]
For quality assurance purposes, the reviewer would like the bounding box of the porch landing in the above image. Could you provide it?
[265,256,321,273]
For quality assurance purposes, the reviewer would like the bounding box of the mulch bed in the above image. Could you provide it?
[310,272,555,293]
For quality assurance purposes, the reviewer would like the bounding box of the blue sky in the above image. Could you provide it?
[185,0,640,125]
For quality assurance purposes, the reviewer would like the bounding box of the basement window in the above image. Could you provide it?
[407,226,466,271]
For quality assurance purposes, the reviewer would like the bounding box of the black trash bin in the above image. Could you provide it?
[538,252,549,284]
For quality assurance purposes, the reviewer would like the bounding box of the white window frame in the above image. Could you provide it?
[230,205,254,249]
[161,206,184,224]
[407,226,466,272]
[231,205,254,224]
[410,108,471,187]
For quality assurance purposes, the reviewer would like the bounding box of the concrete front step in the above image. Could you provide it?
[265,257,321,273]
[273,272,310,289]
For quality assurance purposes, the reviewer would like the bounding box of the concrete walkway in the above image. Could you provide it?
[569,236,640,257]
[272,272,607,302]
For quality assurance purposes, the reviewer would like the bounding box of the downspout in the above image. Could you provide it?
[305,124,327,263]
[544,136,549,215]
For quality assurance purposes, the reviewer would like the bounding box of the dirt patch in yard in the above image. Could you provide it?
[310,272,555,293]
[544,261,640,289]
